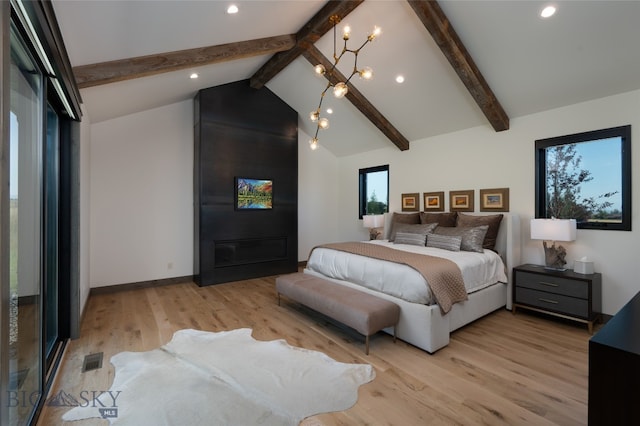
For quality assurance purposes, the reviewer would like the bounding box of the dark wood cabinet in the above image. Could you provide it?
[512,264,601,333]
[588,291,640,425]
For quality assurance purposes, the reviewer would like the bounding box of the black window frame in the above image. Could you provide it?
[535,125,631,231]
[359,165,389,219]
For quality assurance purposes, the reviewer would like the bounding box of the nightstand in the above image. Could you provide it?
[512,263,602,333]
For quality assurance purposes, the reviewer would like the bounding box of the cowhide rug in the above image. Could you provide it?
[62,328,375,425]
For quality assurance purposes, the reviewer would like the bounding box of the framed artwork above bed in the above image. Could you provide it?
[423,191,444,212]
[449,190,474,212]
[480,188,509,212]
[401,193,420,211]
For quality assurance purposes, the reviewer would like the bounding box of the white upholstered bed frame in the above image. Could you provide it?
[304,213,521,353]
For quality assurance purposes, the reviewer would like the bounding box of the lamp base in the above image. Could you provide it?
[543,241,567,270]
[543,265,568,272]
[368,228,381,240]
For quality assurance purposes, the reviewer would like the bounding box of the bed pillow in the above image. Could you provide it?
[387,212,423,241]
[433,225,489,253]
[456,213,504,251]
[389,222,438,242]
[394,232,427,246]
[426,234,462,251]
[420,211,457,227]
[392,212,421,224]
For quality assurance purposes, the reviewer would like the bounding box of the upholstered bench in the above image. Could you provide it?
[276,272,400,355]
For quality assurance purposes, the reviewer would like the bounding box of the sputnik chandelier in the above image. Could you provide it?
[308,15,381,150]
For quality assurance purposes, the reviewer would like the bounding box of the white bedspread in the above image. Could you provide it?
[306,240,508,305]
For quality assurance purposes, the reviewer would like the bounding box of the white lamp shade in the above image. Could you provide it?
[363,214,384,228]
[530,218,576,241]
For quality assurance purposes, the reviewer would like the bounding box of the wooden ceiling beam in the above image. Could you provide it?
[303,45,410,151]
[249,0,364,89]
[407,0,510,131]
[73,34,296,89]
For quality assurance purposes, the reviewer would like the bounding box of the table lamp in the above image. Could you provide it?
[530,218,577,270]
[363,214,384,240]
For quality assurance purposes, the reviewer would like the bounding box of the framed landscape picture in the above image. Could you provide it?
[449,190,474,212]
[235,177,273,210]
[423,191,444,212]
[480,188,509,212]
[401,193,419,211]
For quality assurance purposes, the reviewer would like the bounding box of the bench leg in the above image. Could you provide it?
[365,335,370,355]
[277,293,281,306]
[393,326,397,343]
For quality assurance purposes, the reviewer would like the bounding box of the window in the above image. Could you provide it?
[535,125,631,230]
[359,165,389,218]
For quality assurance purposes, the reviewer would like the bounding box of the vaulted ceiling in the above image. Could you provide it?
[52,0,640,157]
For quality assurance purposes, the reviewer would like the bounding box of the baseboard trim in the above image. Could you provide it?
[297,260,307,269]
[90,275,194,295]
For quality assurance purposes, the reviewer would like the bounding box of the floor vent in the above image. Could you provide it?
[82,352,103,372]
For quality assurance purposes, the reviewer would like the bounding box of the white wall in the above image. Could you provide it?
[297,126,340,258]
[334,89,640,315]
[89,100,193,287]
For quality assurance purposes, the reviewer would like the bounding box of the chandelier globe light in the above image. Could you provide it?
[308,15,380,150]
[318,117,330,129]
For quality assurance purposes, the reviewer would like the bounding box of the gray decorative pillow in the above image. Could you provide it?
[433,225,489,253]
[394,232,427,246]
[426,233,462,251]
[456,213,503,251]
[389,222,438,242]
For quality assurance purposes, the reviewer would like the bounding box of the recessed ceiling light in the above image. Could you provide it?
[540,5,556,18]
[395,75,405,84]
[227,4,238,14]
[190,73,199,79]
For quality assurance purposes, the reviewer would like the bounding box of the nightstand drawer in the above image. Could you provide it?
[515,287,589,318]
[515,271,588,299]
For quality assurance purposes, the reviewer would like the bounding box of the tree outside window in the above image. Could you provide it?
[535,125,631,231]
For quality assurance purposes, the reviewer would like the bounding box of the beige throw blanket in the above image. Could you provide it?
[313,242,468,313]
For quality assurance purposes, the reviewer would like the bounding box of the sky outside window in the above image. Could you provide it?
[547,137,622,212]
[570,137,622,211]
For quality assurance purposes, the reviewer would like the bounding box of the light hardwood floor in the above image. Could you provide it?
[37,275,593,425]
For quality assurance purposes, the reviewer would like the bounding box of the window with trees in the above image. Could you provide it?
[535,125,631,230]
[359,165,389,219]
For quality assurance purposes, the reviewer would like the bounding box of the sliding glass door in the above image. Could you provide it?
[9,22,44,426]
[3,2,81,424]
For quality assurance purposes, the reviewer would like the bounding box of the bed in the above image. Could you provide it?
[303,212,521,353]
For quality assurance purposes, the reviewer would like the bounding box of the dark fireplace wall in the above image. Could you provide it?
[194,80,298,285]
